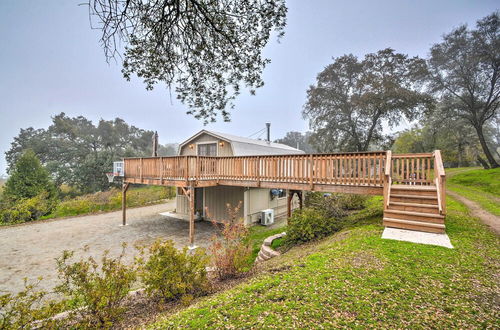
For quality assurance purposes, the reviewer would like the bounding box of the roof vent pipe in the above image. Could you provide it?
[266,123,271,143]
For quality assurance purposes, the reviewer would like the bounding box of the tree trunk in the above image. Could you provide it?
[475,124,499,168]
[477,155,490,169]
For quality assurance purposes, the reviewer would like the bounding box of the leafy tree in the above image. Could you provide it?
[158,143,179,156]
[393,110,486,167]
[3,150,56,202]
[274,131,315,153]
[87,0,287,123]
[427,12,500,168]
[6,113,155,193]
[303,48,432,152]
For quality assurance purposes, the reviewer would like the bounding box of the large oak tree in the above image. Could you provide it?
[87,0,287,123]
[6,113,154,193]
[427,12,500,168]
[303,48,432,152]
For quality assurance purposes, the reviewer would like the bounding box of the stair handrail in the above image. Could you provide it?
[433,150,446,215]
[384,150,392,209]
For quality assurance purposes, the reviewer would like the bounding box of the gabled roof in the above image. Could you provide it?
[179,130,305,156]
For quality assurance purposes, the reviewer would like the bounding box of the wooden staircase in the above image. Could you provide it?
[383,151,446,234]
[383,185,445,233]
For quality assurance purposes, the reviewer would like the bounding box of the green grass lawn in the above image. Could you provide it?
[446,167,500,215]
[150,196,499,328]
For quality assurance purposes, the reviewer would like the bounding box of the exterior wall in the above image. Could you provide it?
[175,186,245,223]
[204,185,244,222]
[243,188,300,225]
[176,193,189,216]
[178,133,233,156]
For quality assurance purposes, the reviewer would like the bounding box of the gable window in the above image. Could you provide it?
[198,143,217,156]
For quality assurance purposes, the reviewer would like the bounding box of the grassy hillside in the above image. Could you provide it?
[151,196,499,328]
[46,185,175,219]
[0,185,175,226]
[447,167,500,215]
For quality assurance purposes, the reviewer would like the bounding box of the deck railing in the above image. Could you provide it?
[124,152,388,187]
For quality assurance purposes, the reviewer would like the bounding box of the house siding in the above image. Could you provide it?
[244,188,300,225]
[179,133,233,156]
[175,186,244,223]
[204,186,244,222]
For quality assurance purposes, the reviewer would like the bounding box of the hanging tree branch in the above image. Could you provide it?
[86,0,287,123]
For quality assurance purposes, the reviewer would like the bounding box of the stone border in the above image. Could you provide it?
[256,232,286,262]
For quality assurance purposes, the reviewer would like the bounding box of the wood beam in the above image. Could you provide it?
[122,182,130,226]
[189,186,195,246]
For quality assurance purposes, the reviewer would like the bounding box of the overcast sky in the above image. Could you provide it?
[0,1,498,175]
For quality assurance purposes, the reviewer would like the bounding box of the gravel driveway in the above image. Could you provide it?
[0,201,216,295]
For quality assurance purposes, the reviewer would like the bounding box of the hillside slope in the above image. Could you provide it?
[151,197,499,328]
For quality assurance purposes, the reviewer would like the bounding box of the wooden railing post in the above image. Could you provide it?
[309,154,314,190]
[159,157,163,185]
[383,150,392,210]
[433,150,446,215]
[256,156,261,187]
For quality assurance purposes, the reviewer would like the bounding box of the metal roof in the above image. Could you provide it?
[179,130,305,156]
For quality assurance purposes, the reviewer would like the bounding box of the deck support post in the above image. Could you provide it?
[121,182,130,226]
[287,190,293,218]
[189,185,195,247]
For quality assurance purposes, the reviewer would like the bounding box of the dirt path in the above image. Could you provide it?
[447,190,500,235]
[0,201,216,295]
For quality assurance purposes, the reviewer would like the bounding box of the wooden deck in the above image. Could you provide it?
[120,151,447,243]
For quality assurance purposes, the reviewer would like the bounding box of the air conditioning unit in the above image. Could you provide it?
[260,209,274,226]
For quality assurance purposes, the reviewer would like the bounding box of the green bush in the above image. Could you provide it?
[136,240,209,302]
[306,192,367,214]
[0,278,61,329]
[335,193,367,210]
[0,192,57,225]
[3,150,56,202]
[284,208,341,245]
[54,244,136,328]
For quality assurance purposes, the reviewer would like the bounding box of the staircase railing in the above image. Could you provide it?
[433,150,446,215]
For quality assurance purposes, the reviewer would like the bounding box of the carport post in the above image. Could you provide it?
[189,185,195,247]
[122,182,130,226]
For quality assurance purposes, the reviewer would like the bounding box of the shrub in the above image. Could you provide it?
[3,150,56,202]
[54,244,136,328]
[136,240,209,302]
[209,202,252,280]
[0,192,57,225]
[336,193,367,210]
[305,192,348,219]
[0,278,61,329]
[306,192,367,214]
[284,208,341,245]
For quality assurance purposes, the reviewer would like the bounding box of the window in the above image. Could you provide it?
[197,143,217,156]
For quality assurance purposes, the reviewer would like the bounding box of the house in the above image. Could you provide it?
[171,130,305,225]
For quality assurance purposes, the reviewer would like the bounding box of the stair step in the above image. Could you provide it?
[385,209,444,219]
[389,202,438,209]
[391,194,437,200]
[391,185,437,191]
[383,217,445,229]
[383,217,445,233]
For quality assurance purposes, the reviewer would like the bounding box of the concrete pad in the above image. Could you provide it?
[382,227,454,249]
[159,211,188,220]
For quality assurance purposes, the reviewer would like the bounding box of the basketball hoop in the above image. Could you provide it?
[106,172,116,183]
